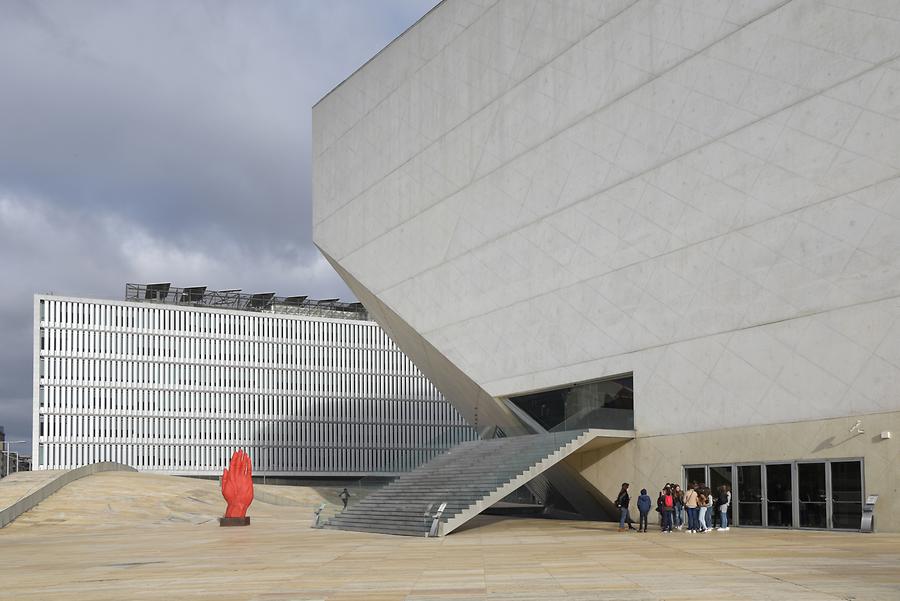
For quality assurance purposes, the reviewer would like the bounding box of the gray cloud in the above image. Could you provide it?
[0,0,438,451]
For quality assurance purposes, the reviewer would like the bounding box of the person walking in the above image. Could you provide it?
[637,488,652,532]
[717,484,731,530]
[616,482,636,531]
[339,487,350,510]
[684,483,700,533]
[661,485,675,532]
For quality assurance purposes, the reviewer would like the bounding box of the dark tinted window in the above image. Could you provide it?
[831,461,862,529]
[509,375,633,431]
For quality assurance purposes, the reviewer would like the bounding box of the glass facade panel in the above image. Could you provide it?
[509,375,633,431]
[798,462,827,528]
[831,461,862,529]
[766,463,792,527]
[737,465,763,526]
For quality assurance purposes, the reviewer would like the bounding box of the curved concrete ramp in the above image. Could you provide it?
[0,462,136,528]
[5,470,341,529]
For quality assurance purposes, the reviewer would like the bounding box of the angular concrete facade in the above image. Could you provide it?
[314,1,900,531]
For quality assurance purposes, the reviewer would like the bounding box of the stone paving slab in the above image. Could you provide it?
[1,472,899,600]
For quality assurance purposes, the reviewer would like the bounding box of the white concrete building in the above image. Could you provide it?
[313,1,900,531]
[33,284,475,476]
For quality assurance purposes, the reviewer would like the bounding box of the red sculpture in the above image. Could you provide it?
[221,449,254,525]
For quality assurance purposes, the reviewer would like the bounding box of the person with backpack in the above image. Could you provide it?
[717,484,731,530]
[616,482,636,531]
[637,488,652,532]
[661,485,675,532]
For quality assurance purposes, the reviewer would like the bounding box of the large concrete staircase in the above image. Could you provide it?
[323,430,607,537]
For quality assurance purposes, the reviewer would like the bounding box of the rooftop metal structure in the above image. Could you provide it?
[125,283,369,321]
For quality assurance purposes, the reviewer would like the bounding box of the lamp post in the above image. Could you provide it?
[2,441,26,479]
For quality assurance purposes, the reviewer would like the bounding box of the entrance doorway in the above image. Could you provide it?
[766,463,792,528]
[798,462,827,528]
[709,465,733,526]
[831,461,863,529]
[682,465,735,528]
[737,465,763,526]
[685,459,863,530]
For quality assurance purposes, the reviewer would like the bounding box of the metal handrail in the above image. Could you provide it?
[426,502,447,537]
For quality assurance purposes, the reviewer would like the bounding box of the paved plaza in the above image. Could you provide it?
[1,472,899,600]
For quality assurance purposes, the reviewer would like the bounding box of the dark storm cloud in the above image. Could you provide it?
[0,0,438,450]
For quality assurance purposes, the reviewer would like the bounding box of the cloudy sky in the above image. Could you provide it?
[0,0,438,452]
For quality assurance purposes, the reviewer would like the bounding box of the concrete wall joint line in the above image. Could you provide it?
[318,0,793,248]
[316,0,644,225]
[393,54,900,328]
[484,286,900,394]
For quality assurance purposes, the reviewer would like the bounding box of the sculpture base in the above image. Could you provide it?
[219,517,250,527]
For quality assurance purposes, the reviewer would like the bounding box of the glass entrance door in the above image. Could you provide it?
[737,465,763,526]
[686,459,863,530]
[765,463,793,527]
[798,462,827,528]
[830,461,863,529]
[709,465,733,528]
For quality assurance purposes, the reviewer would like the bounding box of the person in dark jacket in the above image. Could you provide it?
[717,484,731,530]
[661,485,675,532]
[615,482,636,531]
[636,488,652,532]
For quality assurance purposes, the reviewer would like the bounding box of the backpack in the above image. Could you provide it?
[664,494,674,508]
[718,490,729,505]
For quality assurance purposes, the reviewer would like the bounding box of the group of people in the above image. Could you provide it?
[615,481,731,533]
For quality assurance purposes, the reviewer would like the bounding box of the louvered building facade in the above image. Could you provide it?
[32,286,476,476]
